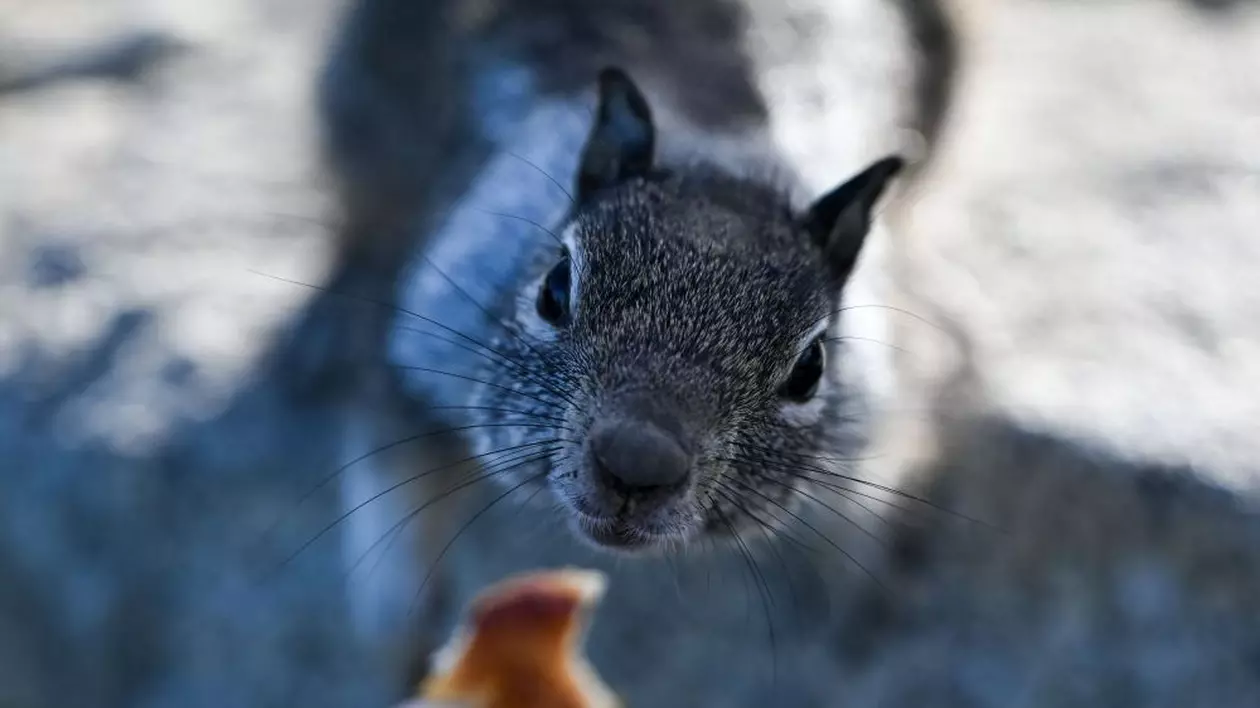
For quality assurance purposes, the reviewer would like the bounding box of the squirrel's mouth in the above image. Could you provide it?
[571,511,679,552]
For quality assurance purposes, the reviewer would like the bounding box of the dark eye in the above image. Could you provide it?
[536,255,572,325]
[778,337,825,402]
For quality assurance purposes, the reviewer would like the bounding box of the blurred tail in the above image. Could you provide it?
[883,0,996,428]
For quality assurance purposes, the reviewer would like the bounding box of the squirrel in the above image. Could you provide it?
[295,0,1260,706]
[308,0,953,697]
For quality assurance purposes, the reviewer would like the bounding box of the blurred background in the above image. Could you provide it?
[1,0,1259,706]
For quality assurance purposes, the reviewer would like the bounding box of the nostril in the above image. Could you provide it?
[590,419,691,492]
[591,453,633,493]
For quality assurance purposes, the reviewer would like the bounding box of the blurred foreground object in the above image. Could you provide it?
[403,569,619,708]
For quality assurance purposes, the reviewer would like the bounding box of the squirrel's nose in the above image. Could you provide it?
[590,418,691,493]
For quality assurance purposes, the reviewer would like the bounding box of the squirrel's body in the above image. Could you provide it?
[309,0,1260,706]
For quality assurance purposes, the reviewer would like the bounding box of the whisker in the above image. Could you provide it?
[731,439,883,465]
[754,475,889,551]
[506,480,551,524]
[830,302,950,337]
[710,483,801,619]
[408,464,559,617]
[352,446,562,581]
[395,323,581,407]
[722,475,891,594]
[261,418,570,546]
[796,301,949,347]
[822,334,910,355]
[710,480,818,556]
[701,535,716,598]
[714,483,836,626]
[724,454,938,533]
[417,254,559,371]
[804,467,996,530]
[788,471,927,532]
[715,507,778,689]
[256,415,570,566]
[468,207,566,249]
[396,364,579,413]
[730,453,933,523]
[504,150,576,206]
[808,478,903,532]
[726,446,985,525]
[273,438,566,577]
[249,270,571,397]
[423,406,569,423]
[738,458,949,532]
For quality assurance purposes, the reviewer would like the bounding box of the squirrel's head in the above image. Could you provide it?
[482,68,903,553]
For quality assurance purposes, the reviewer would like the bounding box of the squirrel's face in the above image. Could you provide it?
[482,68,903,553]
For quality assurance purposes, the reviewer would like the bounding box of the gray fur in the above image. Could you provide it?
[391,82,883,546]
[327,0,934,700]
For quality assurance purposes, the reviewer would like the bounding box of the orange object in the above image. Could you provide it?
[407,568,620,708]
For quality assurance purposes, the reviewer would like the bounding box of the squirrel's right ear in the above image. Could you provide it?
[802,155,905,278]
[576,67,656,201]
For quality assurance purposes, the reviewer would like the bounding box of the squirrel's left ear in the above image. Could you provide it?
[576,67,656,201]
[802,156,905,278]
